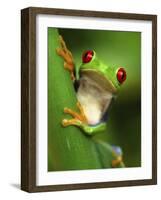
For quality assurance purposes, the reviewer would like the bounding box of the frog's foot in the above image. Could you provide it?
[56,35,75,80]
[62,102,88,127]
[112,156,123,168]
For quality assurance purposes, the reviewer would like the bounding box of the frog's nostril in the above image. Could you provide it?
[117,68,126,84]
[82,50,94,63]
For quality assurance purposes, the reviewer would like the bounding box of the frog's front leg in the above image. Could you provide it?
[62,102,88,128]
[56,35,75,80]
[62,102,107,136]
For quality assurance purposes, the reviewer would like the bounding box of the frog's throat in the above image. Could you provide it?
[80,69,117,94]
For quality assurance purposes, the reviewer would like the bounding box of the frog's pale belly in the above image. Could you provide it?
[76,75,113,125]
[77,92,103,125]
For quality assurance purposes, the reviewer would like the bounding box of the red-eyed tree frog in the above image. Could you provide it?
[56,35,126,136]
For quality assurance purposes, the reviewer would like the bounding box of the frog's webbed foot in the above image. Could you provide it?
[56,35,75,81]
[62,102,87,127]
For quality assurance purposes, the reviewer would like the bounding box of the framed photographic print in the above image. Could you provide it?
[21,7,157,192]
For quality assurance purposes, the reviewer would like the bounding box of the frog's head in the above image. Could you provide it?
[79,50,127,94]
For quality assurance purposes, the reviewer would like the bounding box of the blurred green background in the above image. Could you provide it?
[59,28,141,167]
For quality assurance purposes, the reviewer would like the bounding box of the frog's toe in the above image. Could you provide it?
[62,118,81,127]
[62,119,69,126]
[64,107,69,113]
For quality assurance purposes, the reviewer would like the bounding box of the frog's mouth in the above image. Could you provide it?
[80,69,117,94]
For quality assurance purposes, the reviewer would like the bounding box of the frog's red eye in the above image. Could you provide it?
[117,68,126,84]
[82,50,94,63]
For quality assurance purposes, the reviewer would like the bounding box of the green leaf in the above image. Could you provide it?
[48,28,102,171]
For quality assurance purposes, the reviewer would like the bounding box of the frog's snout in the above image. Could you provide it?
[116,67,126,84]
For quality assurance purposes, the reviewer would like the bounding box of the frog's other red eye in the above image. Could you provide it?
[82,50,94,63]
[117,68,126,84]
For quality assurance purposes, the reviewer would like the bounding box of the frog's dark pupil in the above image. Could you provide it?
[85,52,88,58]
[121,72,124,79]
